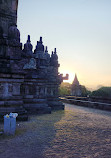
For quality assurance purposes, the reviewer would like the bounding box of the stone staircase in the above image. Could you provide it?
[0,107,28,121]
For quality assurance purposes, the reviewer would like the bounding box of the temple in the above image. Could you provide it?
[0,0,68,120]
[71,74,82,97]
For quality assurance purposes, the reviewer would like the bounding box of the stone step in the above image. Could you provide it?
[0,101,23,107]
[24,98,47,104]
[24,104,51,114]
[24,103,49,108]
[0,107,28,122]
[0,107,25,112]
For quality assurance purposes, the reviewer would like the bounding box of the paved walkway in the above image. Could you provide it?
[0,104,111,158]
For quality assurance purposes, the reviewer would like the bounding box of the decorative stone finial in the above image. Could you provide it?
[54,48,57,54]
[27,35,31,42]
[23,35,33,52]
[34,37,44,53]
[40,37,42,43]
[8,25,20,42]
[45,46,48,53]
[50,49,58,67]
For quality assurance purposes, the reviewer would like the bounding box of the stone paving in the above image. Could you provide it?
[0,103,111,158]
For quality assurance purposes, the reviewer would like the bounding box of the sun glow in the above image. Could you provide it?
[60,71,75,84]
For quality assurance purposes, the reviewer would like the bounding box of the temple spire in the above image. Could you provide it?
[73,74,80,86]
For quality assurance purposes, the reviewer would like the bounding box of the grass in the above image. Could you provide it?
[0,110,65,141]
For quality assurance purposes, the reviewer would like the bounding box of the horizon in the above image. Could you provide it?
[17,0,111,90]
[63,80,111,91]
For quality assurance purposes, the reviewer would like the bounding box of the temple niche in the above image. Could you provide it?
[0,1,68,121]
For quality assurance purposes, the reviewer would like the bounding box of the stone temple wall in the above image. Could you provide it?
[0,1,68,120]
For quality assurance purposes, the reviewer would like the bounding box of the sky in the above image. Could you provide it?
[17,0,111,90]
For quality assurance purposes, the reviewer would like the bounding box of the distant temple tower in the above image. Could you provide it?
[71,74,82,96]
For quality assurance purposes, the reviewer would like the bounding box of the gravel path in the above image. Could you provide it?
[0,104,111,158]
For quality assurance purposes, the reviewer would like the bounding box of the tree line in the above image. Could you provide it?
[59,82,111,98]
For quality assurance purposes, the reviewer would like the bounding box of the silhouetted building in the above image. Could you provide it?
[71,74,82,96]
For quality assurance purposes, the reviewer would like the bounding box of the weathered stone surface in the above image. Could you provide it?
[23,58,36,70]
[0,1,68,120]
[62,97,111,112]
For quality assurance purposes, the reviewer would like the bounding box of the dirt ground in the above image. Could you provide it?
[0,104,111,158]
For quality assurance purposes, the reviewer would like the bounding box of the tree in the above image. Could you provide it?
[81,85,91,97]
[59,82,71,96]
[59,82,91,97]
[91,87,111,98]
